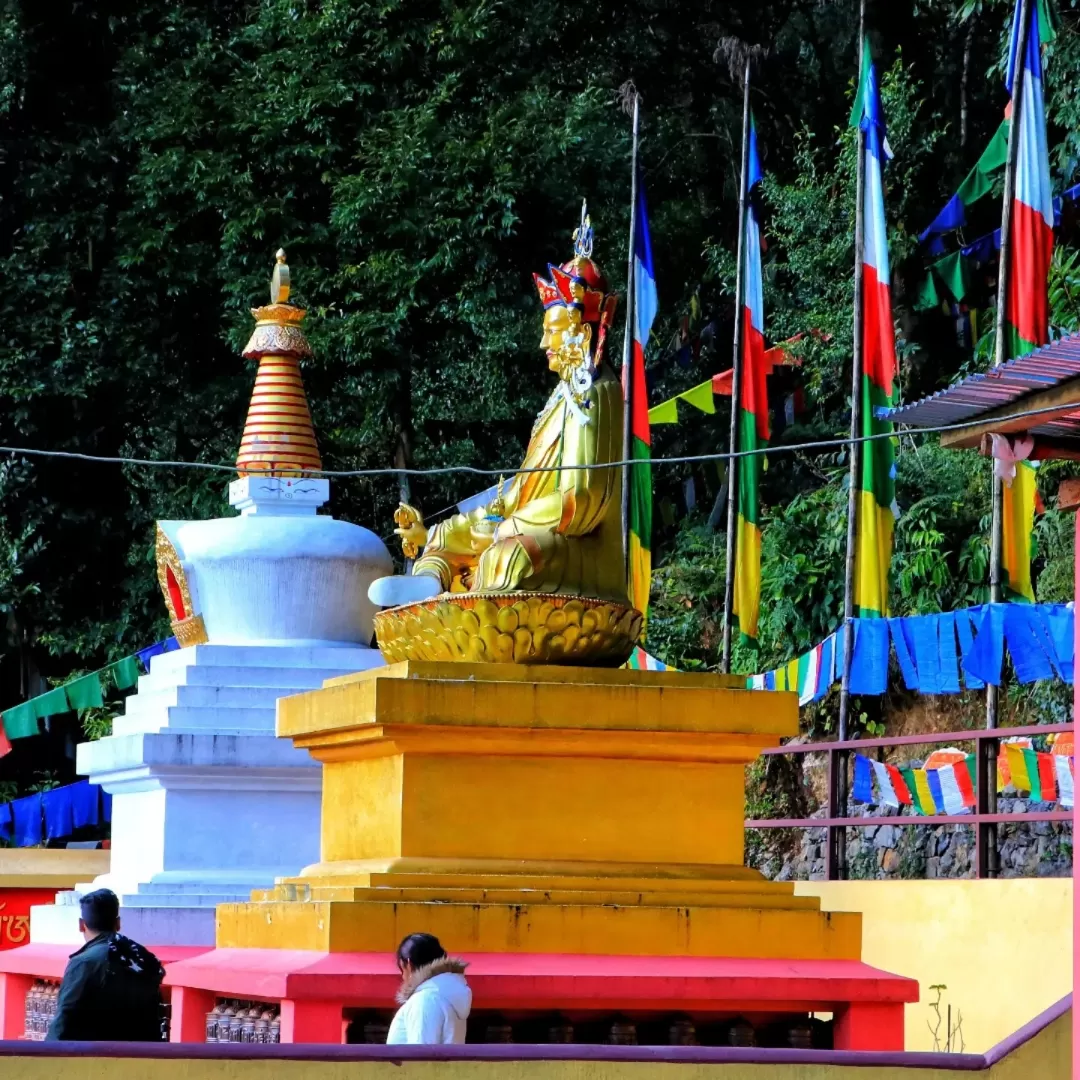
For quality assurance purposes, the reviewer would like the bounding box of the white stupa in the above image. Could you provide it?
[31,252,392,946]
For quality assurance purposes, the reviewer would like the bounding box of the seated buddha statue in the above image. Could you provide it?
[370,207,629,610]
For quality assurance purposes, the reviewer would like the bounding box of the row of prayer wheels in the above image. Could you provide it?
[206,999,281,1043]
[343,1011,831,1048]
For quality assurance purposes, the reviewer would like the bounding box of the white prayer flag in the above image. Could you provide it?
[1054,755,1074,809]
[871,758,898,808]
[936,765,967,815]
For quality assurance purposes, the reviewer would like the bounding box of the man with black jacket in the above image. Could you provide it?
[46,888,165,1042]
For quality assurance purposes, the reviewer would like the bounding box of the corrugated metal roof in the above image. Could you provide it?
[881,332,1080,443]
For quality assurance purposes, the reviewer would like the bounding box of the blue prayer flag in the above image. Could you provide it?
[853,754,875,804]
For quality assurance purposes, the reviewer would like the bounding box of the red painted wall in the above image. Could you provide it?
[0,890,55,951]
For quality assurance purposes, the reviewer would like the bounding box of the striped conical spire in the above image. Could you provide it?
[236,250,323,478]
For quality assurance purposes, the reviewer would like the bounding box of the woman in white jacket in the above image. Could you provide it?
[386,933,472,1045]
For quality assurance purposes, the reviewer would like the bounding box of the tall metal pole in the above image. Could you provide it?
[987,0,1031,733]
[721,58,753,674]
[980,0,1030,879]
[838,4,867,743]
[620,95,641,580]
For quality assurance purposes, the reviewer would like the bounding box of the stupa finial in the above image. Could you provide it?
[235,250,322,480]
[271,249,290,305]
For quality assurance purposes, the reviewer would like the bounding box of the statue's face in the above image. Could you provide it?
[540,305,590,374]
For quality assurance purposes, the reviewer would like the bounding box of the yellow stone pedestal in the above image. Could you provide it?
[216,663,860,961]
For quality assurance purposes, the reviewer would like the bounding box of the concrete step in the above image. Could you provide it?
[110,705,277,736]
[148,644,382,676]
[136,881,268,897]
[137,665,367,694]
[121,892,252,909]
[124,684,287,714]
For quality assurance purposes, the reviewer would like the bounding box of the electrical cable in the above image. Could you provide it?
[0,397,1069,479]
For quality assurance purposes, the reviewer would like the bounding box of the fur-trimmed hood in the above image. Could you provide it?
[396,956,470,1006]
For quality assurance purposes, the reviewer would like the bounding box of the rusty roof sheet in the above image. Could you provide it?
[881,332,1080,443]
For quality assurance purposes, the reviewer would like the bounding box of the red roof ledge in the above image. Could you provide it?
[163,950,918,1012]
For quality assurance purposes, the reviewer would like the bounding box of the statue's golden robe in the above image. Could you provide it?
[414,368,627,604]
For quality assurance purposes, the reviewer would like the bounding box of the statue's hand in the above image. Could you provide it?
[394,503,428,560]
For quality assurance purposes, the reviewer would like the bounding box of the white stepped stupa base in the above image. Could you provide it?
[31,643,383,947]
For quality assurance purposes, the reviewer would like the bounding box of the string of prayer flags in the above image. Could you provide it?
[625,647,671,672]
[744,603,1074,705]
[0,636,175,751]
[853,749,1067,815]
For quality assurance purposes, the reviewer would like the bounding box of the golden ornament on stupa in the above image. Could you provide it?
[374,206,642,665]
[236,249,322,478]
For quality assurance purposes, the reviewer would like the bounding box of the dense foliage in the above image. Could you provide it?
[0,0,1078,738]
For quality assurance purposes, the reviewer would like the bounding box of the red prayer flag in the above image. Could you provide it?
[886,763,913,806]
[952,761,976,808]
[0,718,11,759]
[1037,751,1057,802]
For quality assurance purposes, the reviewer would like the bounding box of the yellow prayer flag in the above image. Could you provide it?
[647,398,680,426]
[785,659,799,693]
[678,379,716,415]
[913,769,936,815]
[1005,742,1033,791]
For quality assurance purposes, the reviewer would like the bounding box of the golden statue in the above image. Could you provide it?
[370,205,642,665]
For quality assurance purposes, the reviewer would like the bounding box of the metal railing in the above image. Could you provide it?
[744,723,1073,879]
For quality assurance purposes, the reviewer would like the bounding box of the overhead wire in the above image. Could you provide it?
[0,397,1069,479]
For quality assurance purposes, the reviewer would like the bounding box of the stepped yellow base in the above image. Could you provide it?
[216,663,859,962]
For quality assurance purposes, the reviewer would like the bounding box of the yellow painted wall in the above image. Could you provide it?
[0,848,108,887]
[795,879,1072,1054]
[0,1007,1069,1080]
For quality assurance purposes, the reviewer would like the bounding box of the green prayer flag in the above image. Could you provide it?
[65,673,104,712]
[109,656,141,691]
[34,687,71,720]
[647,398,680,425]
[659,498,676,527]
[965,753,977,792]
[900,767,924,816]
[2,701,40,740]
[678,380,716,415]
[1022,748,1043,801]
[849,36,873,128]
[955,120,1008,207]
[914,272,942,312]
[933,251,971,304]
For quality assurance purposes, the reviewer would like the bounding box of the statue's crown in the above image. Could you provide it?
[533,202,617,329]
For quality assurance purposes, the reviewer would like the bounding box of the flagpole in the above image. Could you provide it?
[838,2,867,744]
[721,57,753,674]
[620,94,641,580]
[987,0,1031,734]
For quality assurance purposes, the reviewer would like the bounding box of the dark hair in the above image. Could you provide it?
[79,888,120,932]
[395,932,446,970]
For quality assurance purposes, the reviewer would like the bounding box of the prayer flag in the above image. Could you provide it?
[910,768,937,816]
[1054,755,1074,808]
[65,673,104,712]
[887,763,913,806]
[937,765,967,815]
[1005,742,1034,793]
[871,758,898,808]
[733,114,768,645]
[851,37,898,618]
[955,757,977,809]
[1037,751,1057,802]
[110,655,141,691]
[926,768,946,814]
[627,180,656,622]
[853,754,874,804]
[1021,747,1043,800]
